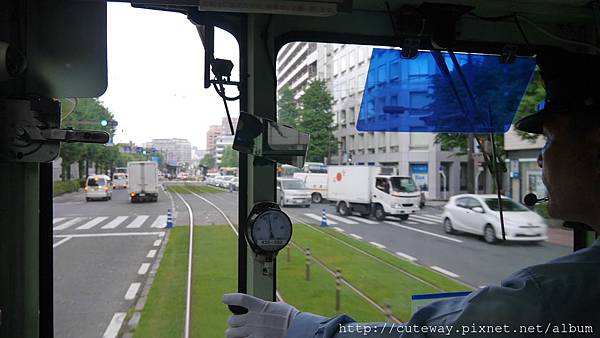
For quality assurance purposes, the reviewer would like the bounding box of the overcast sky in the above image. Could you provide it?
[99,3,239,149]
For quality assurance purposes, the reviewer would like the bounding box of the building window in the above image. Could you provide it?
[368,148,375,154]
[390,146,399,153]
[409,133,430,150]
[391,60,400,79]
[378,147,387,153]
[377,64,387,84]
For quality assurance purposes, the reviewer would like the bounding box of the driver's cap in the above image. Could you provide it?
[515,50,600,135]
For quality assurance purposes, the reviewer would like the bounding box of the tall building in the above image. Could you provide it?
[147,138,192,164]
[206,117,238,157]
[277,42,318,99]
[215,135,234,167]
[206,125,221,155]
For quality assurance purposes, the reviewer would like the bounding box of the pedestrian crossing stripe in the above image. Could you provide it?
[126,215,149,228]
[53,217,66,225]
[348,216,378,224]
[150,215,168,228]
[53,217,84,231]
[303,213,338,225]
[102,216,128,229]
[76,216,108,230]
[326,214,359,224]
[415,214,443,222]
[407,215,436,224]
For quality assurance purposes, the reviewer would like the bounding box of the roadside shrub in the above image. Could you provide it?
[53,179,82,197]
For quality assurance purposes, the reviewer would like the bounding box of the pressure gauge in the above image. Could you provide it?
[246,202,293,255]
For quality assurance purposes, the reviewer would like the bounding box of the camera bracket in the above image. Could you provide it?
[0,97,109,163]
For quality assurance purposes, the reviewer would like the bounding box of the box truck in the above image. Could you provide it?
[127,161,159,203]
[327,166,421,221]
[293,172,328,203]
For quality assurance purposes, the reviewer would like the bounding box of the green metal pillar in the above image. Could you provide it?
[0,163,40,337]
[240,13,278,301]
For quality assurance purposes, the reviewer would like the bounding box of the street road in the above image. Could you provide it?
[53,187,173,338]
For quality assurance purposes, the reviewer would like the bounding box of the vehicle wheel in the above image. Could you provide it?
[399,214,409,221]
[311,193,323,204]
[337,202,350,216]
[108,196,112,200]
[484,224,498,244]
[304,204,310,208]
[373,205,385,221]
[279,198,285,207]
[360,212,371,217]
[86,197,91,202]
[443,218,455,234]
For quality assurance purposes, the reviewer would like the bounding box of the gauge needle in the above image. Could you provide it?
[268,214,275,239]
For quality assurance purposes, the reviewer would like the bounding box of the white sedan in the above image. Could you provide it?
[441,194,548,244]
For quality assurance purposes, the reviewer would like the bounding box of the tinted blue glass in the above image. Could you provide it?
[356,49,536,133]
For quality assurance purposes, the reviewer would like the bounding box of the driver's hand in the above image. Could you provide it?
[223,293,300,338]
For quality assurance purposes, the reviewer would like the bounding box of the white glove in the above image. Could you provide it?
[223,293,300,338]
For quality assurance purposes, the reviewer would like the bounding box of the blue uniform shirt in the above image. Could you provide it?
[287,239,600,337]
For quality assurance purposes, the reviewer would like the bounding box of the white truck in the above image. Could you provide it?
[293,172,328,203]
[127,161,159,203]
[327,166,421,221]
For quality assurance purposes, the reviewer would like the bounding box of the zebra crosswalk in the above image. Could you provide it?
[53,215,170,232]
[299,212,444,227]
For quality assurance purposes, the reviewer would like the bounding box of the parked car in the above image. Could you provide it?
[84,175,112,201]
[230,177,239,191]
[441,194,548,244]
[212,175,224,187]
[276,178,311,207]
[218,175,235,188]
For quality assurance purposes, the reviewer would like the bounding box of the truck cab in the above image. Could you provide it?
[372,175,421,220]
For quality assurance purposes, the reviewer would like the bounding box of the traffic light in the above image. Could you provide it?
[100,119,118,127]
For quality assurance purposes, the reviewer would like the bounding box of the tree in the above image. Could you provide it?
[298,80,335,163]
[200,153,216,168]
[278,85,301,128]
[220,146,239,167]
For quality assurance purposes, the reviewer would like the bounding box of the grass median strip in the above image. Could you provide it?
[134,228,189,337]
[135,222,471,336]
[166,185,222,194]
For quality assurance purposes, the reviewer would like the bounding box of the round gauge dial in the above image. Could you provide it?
[247,204,292,254]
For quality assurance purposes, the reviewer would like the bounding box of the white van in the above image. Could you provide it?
[85,175,112,201]
[112,172,128,189]
[276,178,311,207]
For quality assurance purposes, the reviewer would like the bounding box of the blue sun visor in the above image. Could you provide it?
[356,49,536,133]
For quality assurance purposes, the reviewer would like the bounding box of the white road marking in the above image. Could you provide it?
[395,251,417,262]
[53,232,164,238]
[369,241,386,249]
[333,227,345,232]
[126,215,149,228]
[101,216,128,229]
[53,236,72,248]
[53,217,84,231]
[153,239,162,246]
[147,249,157,258]
[405,221,420,225]
[158,232,165,238]
[303,213,338,225]
[416,214,443,222]
[53,217,66,225]
[103,312,126,338]
[124,282,141,300]
[76,216,108,230]
[384,221,463,243]
[348,216,378,224]
[430,266,460,278]
[150,215,168,228]
[350,233,363,240]
[138,263,151,275]
[407,215,436,225]
[327,214,359,224]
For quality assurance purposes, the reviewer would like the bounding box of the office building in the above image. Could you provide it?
[147,138,192,165]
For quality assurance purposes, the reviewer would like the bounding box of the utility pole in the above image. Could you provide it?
[467,134,475,193]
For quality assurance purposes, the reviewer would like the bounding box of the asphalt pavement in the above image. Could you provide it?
[53,187,173,338]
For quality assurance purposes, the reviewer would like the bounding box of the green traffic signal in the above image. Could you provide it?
[100,119,108,127]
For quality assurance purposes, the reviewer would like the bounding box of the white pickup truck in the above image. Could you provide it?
[127,161,159,203]
[327,165,421,221]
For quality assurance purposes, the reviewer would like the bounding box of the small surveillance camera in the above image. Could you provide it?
[0,41,27,81]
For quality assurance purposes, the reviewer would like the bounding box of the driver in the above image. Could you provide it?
[223,50,600,337]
